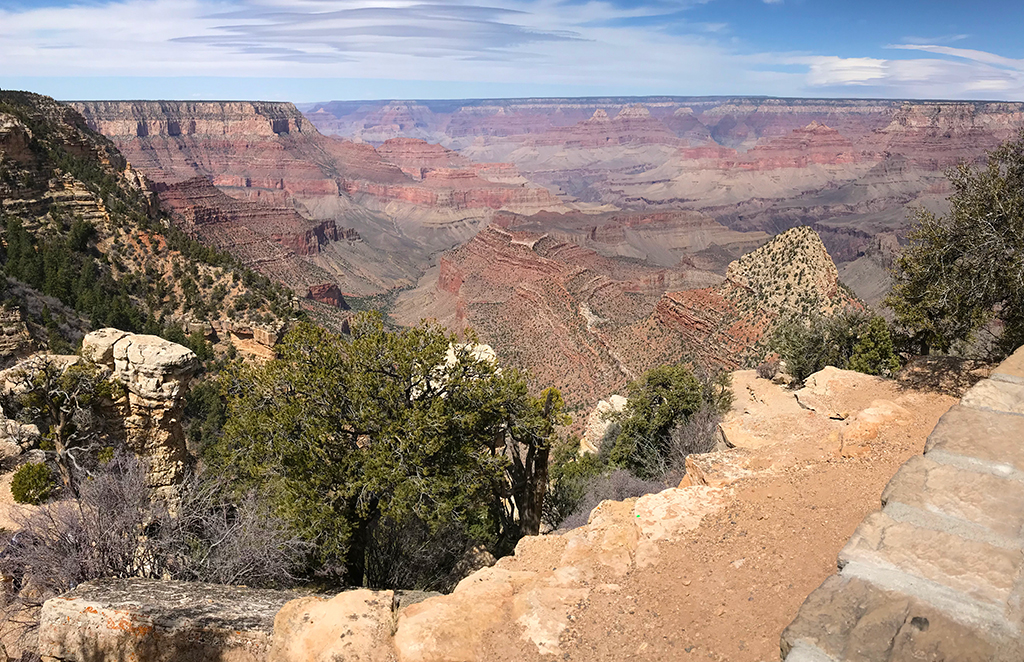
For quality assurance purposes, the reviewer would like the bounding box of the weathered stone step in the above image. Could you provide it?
[781,574,1019,662]
[783,350,1024,661]
[924,404,1024,479]
[839,511,1022,608]
[881,454,1024,544]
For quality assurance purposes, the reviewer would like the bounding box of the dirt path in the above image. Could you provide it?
[559,395,952,662]
[467,373,956,662]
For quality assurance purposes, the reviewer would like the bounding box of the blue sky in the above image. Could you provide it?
[1,0,1023,102]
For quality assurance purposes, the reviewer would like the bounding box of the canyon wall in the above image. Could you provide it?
[306,96,1024,307]
[71,101,570,300]
[396,225,851,407]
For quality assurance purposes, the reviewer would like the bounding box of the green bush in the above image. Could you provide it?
[886,130,1024,356]
[772,310,901,384]
[848,316,902,376]
[608,365,731,478]
[11,462,53,505]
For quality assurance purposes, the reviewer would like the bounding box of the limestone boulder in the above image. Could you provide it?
[633,485,728,567]
[82,330,197,404]
[0,411,39,458]
[838,399,910,456]
[269,589,396,662]
[579,394,626,455]
[795,366,887,418]
[394,567,535,662]
[0,306,34,364]
[38,579,305,662]
[82,329,198,500]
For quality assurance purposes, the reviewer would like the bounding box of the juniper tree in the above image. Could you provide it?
[886,130,1024,356]
[214,313,566,588]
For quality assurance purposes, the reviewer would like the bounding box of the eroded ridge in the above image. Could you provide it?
[781,346,1024,662]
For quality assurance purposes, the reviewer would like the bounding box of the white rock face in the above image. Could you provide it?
[579,394,627,455]
[82,329,198,501]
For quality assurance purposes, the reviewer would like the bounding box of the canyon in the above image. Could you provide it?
[65,96,1024,403]
[305,96,1024,307]
[70,101,570,301]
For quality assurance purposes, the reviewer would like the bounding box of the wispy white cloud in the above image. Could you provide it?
[900,34,969,46]
[889,43,1024,70]
[1,0,1023,100]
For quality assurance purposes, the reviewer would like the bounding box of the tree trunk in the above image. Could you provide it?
[344,499,379,587]
[53,418,75,495]
[520,390,555,536]
[520,444,549,536]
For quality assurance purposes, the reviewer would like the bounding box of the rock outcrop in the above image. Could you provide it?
[579,394,626,455]
[81,329,198,501]
[782,346,1024,661]
[38,579,306,662]
[269,590,395,662]
[0,306,35,366]
[605,226,858,376]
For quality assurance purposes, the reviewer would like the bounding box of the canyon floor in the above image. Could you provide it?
[465,370,959,662]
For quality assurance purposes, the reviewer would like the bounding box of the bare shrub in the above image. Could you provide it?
[0,452,308,623]
[756,358,779,380]
[364,517,481,592]
[1,452,158,612]
[160,478,310,588]
[629,404,722,484]
[558,469,665,531]
[663,406,722,479]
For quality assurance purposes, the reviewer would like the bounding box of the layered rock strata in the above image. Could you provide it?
[782,346,1024,661]
[70,101,568,294]
[155,178,346,301]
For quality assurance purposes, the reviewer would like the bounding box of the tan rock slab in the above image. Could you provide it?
[558,499,638,578]
[680,447,760,488]
[795,367,886,419]
[782,574,1014,662]
[924,404,1024,475]
[38,579,303,662]
[839,511,1022,607]
[512,586,590,655]
[961,378,1024,416]
[269,589,395,662]
[991,344,1024,386]
[633,486,728,567]
[394,567,534,662]
[837,399,910,457]
[881,455,1024,542]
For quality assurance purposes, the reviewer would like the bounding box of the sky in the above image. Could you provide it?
[1,0,1023,102]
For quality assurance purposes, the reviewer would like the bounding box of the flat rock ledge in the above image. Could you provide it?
[782,345,1024,662]
[38,579,308,662]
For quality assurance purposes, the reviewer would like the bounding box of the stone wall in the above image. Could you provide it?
[781,346,1024,661]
